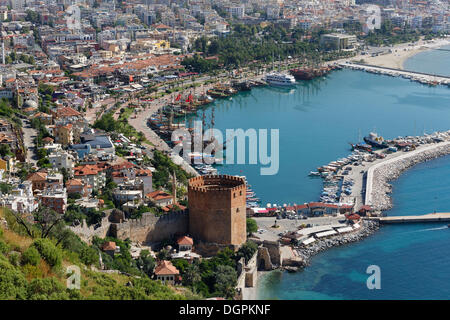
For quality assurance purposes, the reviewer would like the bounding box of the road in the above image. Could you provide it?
[21,119,38,166]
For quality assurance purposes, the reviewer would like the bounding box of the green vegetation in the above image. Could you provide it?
[182,24,353,73]
[0,207,200,300]
[246,218,258,235]
[64,204,105,227]
[174,242,258,299]
[151,149,193,189]
[93,109,147,144]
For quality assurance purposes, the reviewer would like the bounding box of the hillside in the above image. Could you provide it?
[0,208,200,300]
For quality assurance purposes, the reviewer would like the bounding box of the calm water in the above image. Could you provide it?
[258,155,450,299]
[185,48,450,299]
[404,44,450,77]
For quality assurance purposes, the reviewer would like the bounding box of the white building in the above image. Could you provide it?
[0,181,38,214]
[49,150,75,173]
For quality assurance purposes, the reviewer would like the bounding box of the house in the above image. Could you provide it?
[101,241,120,257]
[27,171,48,191]
[74,164,106,190]
[0,156,14,172]
[33,112,53,125]
[66,178,90,197]
[113,188,143,204]
[177,236,193,251]
[49,150,75,173]
[70,134,115,159]
[42,137,54,145]
[154,260,180,285]
[51,106,82,122]
[0,181,38,214]
[54,123,73,146]
[136,168,153,194]
[40,186,67,214]
[146,190,173,207]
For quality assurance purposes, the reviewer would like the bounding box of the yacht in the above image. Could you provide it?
[264,72,296,86]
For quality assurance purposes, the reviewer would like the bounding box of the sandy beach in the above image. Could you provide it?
[361,38,450,69]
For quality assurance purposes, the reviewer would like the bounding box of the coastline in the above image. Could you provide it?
[361,38,450,70]
[251,135,450,300]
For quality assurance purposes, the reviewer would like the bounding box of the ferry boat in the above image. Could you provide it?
[264,72,296,86]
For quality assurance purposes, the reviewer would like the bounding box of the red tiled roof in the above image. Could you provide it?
[177,236,193,246]
[154,260,179,275]
[27,172,47,181]
[146,190,172,201]
[101,241,116,251]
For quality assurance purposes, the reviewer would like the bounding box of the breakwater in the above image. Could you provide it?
[366,138,450,211]
[294,220,380,268]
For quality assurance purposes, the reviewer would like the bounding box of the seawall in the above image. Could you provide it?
[365,140,450,211]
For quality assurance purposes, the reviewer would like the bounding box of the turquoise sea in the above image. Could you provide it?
[186,46,450,299]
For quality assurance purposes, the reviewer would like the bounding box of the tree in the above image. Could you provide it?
[236,241,258,263]
[246,218,258,235]
[157,248,171,261]
[0,144,12,157]
[182,262,201,287]
[136,250,156,276]
[34,206,65,239]
[212,265,237,299]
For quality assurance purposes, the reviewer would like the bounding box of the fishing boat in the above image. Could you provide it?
[350,143,372,152]
[364,132,389,149]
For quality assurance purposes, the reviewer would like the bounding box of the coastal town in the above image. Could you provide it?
[0,0,448,303]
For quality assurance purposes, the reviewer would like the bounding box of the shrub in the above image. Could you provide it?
[22,246,41,266]
[27,278,70,300]
[0,255,28,299]
[32,238,62,268]
[8,251,20,266]
[0,239,10,254]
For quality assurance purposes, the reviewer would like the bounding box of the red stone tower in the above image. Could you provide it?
[188,175,247,246]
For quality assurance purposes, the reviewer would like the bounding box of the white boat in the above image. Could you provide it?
[264,72,296,86]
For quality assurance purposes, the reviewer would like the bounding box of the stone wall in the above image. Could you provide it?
[69,216,111,244]
[110,210,188,244]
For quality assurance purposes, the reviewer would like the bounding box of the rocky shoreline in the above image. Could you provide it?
[284,220,380,270]
[370,142,450,211]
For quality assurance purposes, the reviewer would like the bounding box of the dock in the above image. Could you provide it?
[339,62,450,86]
[367,212,450,224]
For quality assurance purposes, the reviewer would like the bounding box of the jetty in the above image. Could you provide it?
[367,212,450,224]
[365,140,450,208]
[339,62,450,86]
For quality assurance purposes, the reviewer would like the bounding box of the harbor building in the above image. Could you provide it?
[188,175,246,247]
[320,34,357,51]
